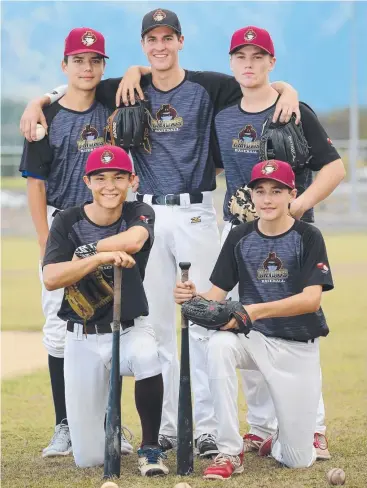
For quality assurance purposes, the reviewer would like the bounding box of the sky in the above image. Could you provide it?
[1,0,367,113]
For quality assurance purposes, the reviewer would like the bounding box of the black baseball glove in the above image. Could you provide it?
[228,185,258,224]
[259,114,311,173]
[182,296,252,336]
[105,98,150,150]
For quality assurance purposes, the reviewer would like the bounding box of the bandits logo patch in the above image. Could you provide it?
[317,262,329,274]
[244,29,257,41]
[232,125,259,153]
[77,124,105,153]
[257,252,289,283]
[153,9,166,22]
[148,104,184,133]
[101,150,114,164]
[82,31,97,47]
[261,160,278,175]
[139,215,151,224]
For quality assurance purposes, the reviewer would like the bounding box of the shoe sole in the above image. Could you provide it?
[42,448,72,458]
[199,449,219,459]
[316,452,331,460]
[203,466,244,480]
[140,469,168,477]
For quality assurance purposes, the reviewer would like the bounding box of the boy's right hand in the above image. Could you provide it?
[20,100,48,142]
[98,251,136,268]
[174,280,197,304]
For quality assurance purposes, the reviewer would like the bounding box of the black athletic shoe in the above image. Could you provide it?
[158,434,177,452]
[195,433,219,458]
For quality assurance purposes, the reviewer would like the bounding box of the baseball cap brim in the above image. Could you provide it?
[248,176,293,189]
[65,49,109,58]
[141,25,181,37]
[229,43,273,55]
[86,166,132,176]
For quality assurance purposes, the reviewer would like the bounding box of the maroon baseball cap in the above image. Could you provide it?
[248,160,295,189]
[85,145,133,175]
[64,27,109,58]
[229,26,275,56]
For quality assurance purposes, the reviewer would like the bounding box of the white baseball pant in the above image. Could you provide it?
[221,221,326,438]
[207,330,319,468]
[64,317,161,467]
[38,205,66,358]
[140,193,220,439]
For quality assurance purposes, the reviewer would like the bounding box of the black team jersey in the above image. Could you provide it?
[210,220,334,341]
[96,72,242,195]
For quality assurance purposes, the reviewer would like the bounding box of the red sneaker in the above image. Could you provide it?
[203,452,244,480]
[243,433,264,453]
[314,433,331,460]
[258,435,274,457]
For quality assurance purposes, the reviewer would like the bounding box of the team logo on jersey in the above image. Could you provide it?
[139,215,151,224]
[327,137,334,147]
[317,262,329,274]
[101,150,114,164]
[153,9,166,22]
[257,252,288,283]
[261,160,278,175]
[191,216,202,223]
[77,124,105,153]
[82,31,97,47]
[232,125,259,153]
[244,29,257,41]
[148,104,184,133]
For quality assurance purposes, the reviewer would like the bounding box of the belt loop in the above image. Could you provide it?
[202,191,213,205]
[180,193,191,208]
[143,194,153,205]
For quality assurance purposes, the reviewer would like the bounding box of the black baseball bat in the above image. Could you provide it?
[104,265,122,479]
[177,261,194,476]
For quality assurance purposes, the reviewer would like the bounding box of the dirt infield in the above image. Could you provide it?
[1,331,47,378]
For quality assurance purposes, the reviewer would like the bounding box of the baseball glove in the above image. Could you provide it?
[105,98,150,150]
[260,114,311,173]
[182,296,252,336]
[65,269,114,321]
[228,185,258,224]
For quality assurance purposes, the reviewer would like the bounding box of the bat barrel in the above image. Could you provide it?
[104,330,121,478]
[177,261,193,475]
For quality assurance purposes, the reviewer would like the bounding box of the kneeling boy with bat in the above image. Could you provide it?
[43,145,168,477]
[174,160,334,479]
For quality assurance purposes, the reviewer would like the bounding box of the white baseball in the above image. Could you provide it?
[35,123,46,141]
[101,482,119,488]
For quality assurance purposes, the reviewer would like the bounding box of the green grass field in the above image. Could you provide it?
[2,235,367,487]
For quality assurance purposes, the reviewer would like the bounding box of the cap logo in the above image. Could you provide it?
[244,29,257,41]
[153,9,166,22]
[82,31,97,47]
[101,150,114,164]
[261,160,278,175]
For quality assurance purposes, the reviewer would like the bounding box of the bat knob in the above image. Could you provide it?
[179,262,191,271]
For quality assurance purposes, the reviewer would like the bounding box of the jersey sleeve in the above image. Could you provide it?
[95,78,122,110]
[19,137,54,180]
[125,202,155,251]
[210,227,241,291]
[190,71,241,114]
[43,213,76,266]
[300,225,334,291]
[299,103,341,171]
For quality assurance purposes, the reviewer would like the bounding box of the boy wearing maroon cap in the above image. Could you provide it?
[174,160,334,479]
[18,29,136,458]
[213,25,345,461]
[42,145,169,475]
